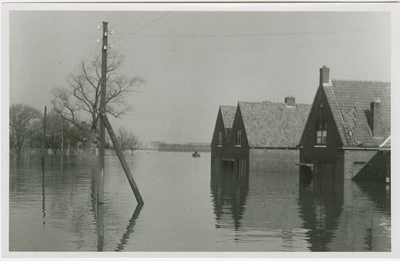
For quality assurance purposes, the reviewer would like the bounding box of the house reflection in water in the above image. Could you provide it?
[210,156,390,251]
[298,163,344,251]
[210,158,249,231]
[299,162,391,251]
[210,158,307,251]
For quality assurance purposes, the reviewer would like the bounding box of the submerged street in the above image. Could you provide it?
[9,151,391,252]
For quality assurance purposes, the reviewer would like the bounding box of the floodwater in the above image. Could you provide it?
[9,151,390,252]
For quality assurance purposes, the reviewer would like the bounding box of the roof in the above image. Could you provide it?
[239,101,311,148]
[323,80,390,147]
[220,105,236,129]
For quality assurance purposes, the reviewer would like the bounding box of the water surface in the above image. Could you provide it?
[9,151,390,251]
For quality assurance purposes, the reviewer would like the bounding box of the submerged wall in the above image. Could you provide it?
[249,149,299,172]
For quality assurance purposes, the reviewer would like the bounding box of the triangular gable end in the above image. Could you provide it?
[211,105,236,146]
[299,85,345,149]
[232,103,249,147]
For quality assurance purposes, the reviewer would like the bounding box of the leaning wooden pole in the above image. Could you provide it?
[100,111,144,206]
[98,21,108,204]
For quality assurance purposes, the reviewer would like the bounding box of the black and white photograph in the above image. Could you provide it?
[2,2,399,259]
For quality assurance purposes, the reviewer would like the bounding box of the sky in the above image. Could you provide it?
[5,4,395,145]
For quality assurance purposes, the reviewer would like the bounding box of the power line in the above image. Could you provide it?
[10,26,388,40]
[112,12,144,44]
[112,27,390,39]
[113,11,172,45]
[117,40,390,52]
[10,36,98,46]
[113,12,129,28]
[10,33,98,39]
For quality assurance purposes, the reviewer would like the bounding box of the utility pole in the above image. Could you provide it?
[97,21,144,206]
[98,21,108,204]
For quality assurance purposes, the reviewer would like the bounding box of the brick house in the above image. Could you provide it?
[211,98,311,175]
[298,66,391,183]
[211,105,236,169]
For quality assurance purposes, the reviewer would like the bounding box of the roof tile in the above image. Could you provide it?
[239,101,311,148]
[324,80,390,147]
[220,105,236,129]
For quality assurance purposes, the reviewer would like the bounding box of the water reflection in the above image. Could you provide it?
[115,204,143,252]
[42,161,46,227]
[210,160,249,231]
[298,168,344,251]
[10,152,391,251]
[299,161,391,251]
[96,203,104,251]
[210,155,391,251]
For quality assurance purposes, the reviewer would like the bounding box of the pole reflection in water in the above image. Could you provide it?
[115,204,143,252]
[96,203,104,252]
[9,152,391,251]
[42,158,46,227]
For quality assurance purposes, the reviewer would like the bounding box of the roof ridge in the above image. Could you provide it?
[239,101,266,104]
[332,79,391,84]
[239,101,311,106]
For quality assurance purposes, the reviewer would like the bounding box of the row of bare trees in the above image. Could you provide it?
[115,126,142,156]
[9,51,144,155]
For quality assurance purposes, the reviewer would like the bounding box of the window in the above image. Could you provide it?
[236,130,242,146]
[226,128,232,142]
[316,122,327,145]
[218,131,222,146]
[319,102,324,116]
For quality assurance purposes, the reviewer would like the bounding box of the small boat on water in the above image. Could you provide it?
[192,151,200,158]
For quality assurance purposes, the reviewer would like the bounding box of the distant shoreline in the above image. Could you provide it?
[157,142,211,152]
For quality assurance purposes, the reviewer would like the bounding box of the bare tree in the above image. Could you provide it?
[51,51,144,137]
[126,132,141,156]
[116,126,141,155]
[9,104,41,154]
[43,109,73,154]
[116,126,130,151]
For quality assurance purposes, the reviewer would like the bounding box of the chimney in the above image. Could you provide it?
[319,66,330,87]
[370,98,382,137]
[285,96,296,107]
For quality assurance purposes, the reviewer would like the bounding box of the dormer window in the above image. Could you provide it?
[316,122,327,145]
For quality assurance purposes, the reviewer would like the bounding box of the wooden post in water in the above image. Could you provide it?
[98,21,108,204]
[100,111,144,206]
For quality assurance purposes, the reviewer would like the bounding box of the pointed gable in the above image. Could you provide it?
[238,101,311,148]
[324,80,390,147]
[220,105,236,129]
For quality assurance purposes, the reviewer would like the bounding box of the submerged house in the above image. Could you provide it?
[211,98,311,173]
[298,66,391,182]
[211,105,236,164]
